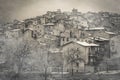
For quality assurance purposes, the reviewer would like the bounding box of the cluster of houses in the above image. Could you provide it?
[0,9,118,73]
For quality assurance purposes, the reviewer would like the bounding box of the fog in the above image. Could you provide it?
[0,0,120,23]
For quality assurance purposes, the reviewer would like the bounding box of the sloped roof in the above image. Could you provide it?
[62,40,99,47]
[11,29,21,32]
[85,27,105,30]
[28,28,34,31]
[75,41,99,47]
[94,37,109,41]
[44,23,54,26]
[49,48,62,53]
[88,37,109,41]
[105,31,116,35]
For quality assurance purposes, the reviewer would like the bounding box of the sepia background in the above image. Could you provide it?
[0,0,120,80]
[0,0,120,23]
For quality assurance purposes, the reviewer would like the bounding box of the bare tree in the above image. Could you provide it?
[4,37,31,80]
[40,44,50,80]
[13,41,30,74]
[66,48,85,75]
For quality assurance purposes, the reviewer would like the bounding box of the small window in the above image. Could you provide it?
[77,48,79,51]
[89,48,91,52]
[76,70,78,72]
[111,40,114,46]
[67,38,69,41]
[77,54,79,58]
[63,38,65,41]
[76,62,79,67]
[70,31,72,38]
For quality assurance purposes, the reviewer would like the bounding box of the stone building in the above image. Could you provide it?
[93,37,110,58]
[82,27,116,58]
[61,41,99,72]
[44,23,55,34]
[5,29,23,39]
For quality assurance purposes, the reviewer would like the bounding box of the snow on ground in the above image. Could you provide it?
[95,70,120,75]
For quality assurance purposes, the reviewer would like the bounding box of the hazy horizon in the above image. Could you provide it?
[0,0,120,23]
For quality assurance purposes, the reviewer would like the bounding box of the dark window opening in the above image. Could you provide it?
[63,38,65,41]
[67,38,69,41]
[76,62,79,67]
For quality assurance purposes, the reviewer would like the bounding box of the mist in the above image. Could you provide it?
[0,0,120,23]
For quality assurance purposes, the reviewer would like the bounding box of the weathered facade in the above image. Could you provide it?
[62,41,99,72]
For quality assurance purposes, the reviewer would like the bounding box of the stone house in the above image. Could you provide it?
[60,30,72,46]
[84,27,115,39]
[84,27,105,37]
[55,23,65,32]
[36,16,46,24]
[61,41,99,72]
[5,29,23,39]
[94,31,116,39]
[83,28,116,58]
[23,28,37,40]
[110,35,120,55]
[44,23,55,34]
[93,31,115,57]
[92,37,111,58]
[29,24,45,38]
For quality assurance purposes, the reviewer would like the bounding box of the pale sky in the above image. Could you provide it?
[0,0,120,23]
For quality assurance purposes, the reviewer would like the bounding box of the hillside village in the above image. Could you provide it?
[0,9,120,76]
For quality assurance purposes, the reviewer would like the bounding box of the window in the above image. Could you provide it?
[31,31,34,37]
[63,38,65,41]
[76,70,78,72]
[89,48,91,53]
[77,48,79,50]
[76,62,79,67]
[76,54,79,58]
[70,31,72,38]
[67,38,69,41]
[111,40,114,46]
[0,46,2,49]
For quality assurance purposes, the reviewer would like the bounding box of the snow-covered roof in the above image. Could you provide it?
[28,28,34,31]
[62,40,99,47]
[44,23,54,26]
[39,42,46,45]
[49,48,62,53]
[75,41,99,47]
[105,31,116,35]
[11,29,21,32]
[89,37,109,41]
[85,27,105,30]
[94,37,109,41]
